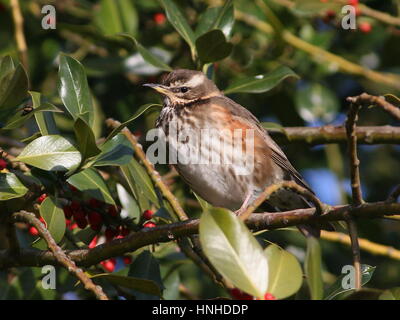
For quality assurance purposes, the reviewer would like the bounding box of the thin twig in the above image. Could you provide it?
[10,0,28,70]
[346,93,400,122]
[240,181,327,222]
[321,230,400,261]
[11,210,109,300]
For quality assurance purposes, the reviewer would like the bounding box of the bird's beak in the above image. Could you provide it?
[143,83,170,95]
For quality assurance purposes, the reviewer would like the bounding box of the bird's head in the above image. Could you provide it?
[144,69,220,105]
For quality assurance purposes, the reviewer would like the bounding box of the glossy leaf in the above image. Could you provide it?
[265,244,303,299]
[93,134,134,167]
[73,118,101,164]
[324,265,376,300]
[16,135,81,171]
[195,0,234,39]
[31,92,59,135]
[0,56,15,78]
[105,103,162,142]
[195,29,233,64]
[34,196,66,250]
[67,168,115,205]
[116,183,140,221]
[0,173,28,200]
[3,92,61,130]
[95,0,138,36]
[58,54,94,126]
[121,158,158,205]
[224,66,299,94]
[128,250,164,300]
[0,63,28,110]
[199,208,269,298]
[119,33,172,71]
[159,0,196,55]
[90,274,162,297]
[295,83,339,123]
[305,236,323,300]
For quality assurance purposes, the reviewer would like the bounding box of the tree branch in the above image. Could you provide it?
[268,125,400,146]
[10,211,109,300]
[2,202,400,269]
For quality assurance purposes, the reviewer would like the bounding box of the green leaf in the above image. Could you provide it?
[67,168,115,205]
[121,158,158,205]
[0,63,28,110]
[0,172,28,200]
[31,92,59,135]
[195,0,234,39]
[0,56,15,79]
[90,274,162,297]
[16,135,81,171]
[73,118,101,164]
[160,0,196,57]
[33,196,66,250]
[193,192,211,212]
[3,93,61,130]
[58,54,94,126]
[95,0,138,36]
[119,33,172,72]
[295,83,339,123]
[379,287,400,300]
[127,250,164,300]
[93,133,134,167]
[116,183,140,221]
[199,208,269,298]
[195,29,233,64]
[324,265,376,300]
[265,244,303,299]
[105,103,162,142]
[224,66,299,94]
[305,236,324,300]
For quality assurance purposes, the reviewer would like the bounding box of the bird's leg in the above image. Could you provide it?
[234,192,253,216]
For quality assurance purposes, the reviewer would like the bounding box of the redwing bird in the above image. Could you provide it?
[145,69,329,237]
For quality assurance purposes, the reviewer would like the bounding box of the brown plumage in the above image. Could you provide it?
[145,69,330,237]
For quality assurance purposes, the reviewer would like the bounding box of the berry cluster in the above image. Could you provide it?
[27,185,159,273]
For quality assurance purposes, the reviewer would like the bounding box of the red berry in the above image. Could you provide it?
[123,256,132,265]
[101,258,116,272]
[39,217,47,228]
[88,198,102,208]
[88,211,103,226]
[89,236,98,249]
[359,22,372,33]
[73,210,87,229]
[153,12,166,25]
[142,209,154,220]
[0,158,7,170]
[68,222,78,230]
[63,206,73,219]
[28,226,39,236]
[143,221,156,228]
[264,293,276,300]
[70,200,81,211]
[105,228,117,242]
[229,288,253,300]
[37,193,47,204]
[107,205,119,217]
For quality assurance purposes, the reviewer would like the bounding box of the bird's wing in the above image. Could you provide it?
[217,95,314,194]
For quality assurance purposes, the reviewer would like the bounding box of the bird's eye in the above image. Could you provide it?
[180,87,189,93]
